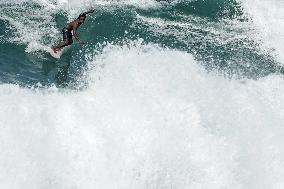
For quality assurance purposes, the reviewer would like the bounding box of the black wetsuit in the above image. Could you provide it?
[62,27,73,43]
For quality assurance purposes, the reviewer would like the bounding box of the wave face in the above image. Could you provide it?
[0,0,281,86]
[1,0,284,189]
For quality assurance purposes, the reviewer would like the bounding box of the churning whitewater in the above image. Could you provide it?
[1,0,284,189]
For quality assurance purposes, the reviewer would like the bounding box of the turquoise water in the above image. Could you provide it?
[1,0,284,188]
[0,0,280,87]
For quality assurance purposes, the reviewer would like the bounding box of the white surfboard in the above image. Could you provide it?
[46,47,63,59]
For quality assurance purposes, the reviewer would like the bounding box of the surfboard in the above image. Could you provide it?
[46,47,63,59]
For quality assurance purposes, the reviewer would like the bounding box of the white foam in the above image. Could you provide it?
[1,42,284,188]
[239,0,284,64]
[0,3,59,52]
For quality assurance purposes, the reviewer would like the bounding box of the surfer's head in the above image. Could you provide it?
[78,14,86,23]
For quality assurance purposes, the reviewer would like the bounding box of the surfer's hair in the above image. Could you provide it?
[78,13,86,19]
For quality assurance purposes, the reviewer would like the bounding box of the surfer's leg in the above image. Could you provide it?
[51,28,73,53]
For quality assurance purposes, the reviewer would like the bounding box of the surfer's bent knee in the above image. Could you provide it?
[64,40,73,46]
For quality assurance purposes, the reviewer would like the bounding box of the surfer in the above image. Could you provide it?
[51,10,94,53]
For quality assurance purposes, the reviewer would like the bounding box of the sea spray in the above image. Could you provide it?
[239,0,284,63]
[1,42,284,188]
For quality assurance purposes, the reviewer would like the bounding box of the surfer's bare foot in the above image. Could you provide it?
[51,47,58,53]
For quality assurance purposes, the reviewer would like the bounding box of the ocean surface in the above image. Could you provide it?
[1,0,284,188]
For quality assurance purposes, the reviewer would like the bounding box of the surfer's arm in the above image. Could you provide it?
[73,26,85,44]
[78,10,94,18]
[83,10,94,15]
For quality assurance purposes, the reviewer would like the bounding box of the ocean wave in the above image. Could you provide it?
[1,42,284,188]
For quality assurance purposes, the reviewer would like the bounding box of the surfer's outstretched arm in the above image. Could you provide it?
[73,25,85,45]
[78,10,94,18]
